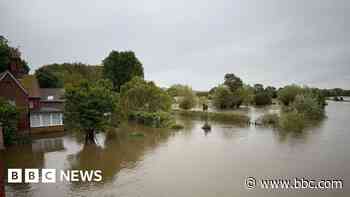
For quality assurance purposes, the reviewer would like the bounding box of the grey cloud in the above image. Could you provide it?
[0,0,349,90]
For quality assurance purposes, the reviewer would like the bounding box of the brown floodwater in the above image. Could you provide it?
[1,101,350,197]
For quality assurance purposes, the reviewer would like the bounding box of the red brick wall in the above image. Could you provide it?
[0,74,29,131]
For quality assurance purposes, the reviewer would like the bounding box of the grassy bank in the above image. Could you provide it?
[173,109,250,124]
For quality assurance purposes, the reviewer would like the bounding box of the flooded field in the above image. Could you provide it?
[1,101,350,197]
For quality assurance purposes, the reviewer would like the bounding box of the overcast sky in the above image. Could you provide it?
[1,0,349,90]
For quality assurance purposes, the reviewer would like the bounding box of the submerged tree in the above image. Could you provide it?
[178,86,197,110]
[277,85,304,106]
[0,98,19,145]
[64,79,118,144]
[120,77,172,115]
[103,51,144,91]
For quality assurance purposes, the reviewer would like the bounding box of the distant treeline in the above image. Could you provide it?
[35,63,103,88]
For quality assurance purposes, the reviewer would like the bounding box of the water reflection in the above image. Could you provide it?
[3,102,350,197]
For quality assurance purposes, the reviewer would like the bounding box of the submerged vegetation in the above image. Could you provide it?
[64,79,118,144]
[173,109,250,124]
[0,98,19,145]
[260,86,326,131]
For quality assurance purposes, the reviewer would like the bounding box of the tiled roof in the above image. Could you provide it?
[19,75,41,98]
[40,88,65,101]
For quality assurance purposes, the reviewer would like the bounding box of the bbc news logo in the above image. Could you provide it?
[8,169,102,183]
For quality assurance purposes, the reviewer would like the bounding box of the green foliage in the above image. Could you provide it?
[292,94,325,120]
[196,91,209,97]
[178,86,197,110]
[64,79,118,143]
[103,51,144,91]
[260,113,279,125]
[0,35,30,74]
[170,123,184,130]
[279,111,305,132]
[120,77,172,116]
[253,84,264,93]
[167,84,188,97]
[238,85,255,105]
[0,98,19,145]
[35,63,102,88]
[212,85,234,109]
[198,96,209,107]
[129,111,174,128]
[0,36,11,72]
[254,91,272,106]
[212,85,243,109]
[224,73,243,92]
[277,85,304,106]
[174,109,250,124]
[265,86,277,98]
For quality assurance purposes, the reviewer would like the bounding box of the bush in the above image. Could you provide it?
[260,113,279,125]
[279,111,305,132]
[292,94,325,120]
[179,87,197,110]
[120,77,172,115]
[254,92,272,106]
[170,123,184,130]
[0,98,19,145]
[129,111,174,128]
[212,85,234,109]
[174,110,250,124]
[278,85,304,106]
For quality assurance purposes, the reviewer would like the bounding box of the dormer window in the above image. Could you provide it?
[47,96,54,100]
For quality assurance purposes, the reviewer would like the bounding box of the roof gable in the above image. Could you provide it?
[0,70,28,95]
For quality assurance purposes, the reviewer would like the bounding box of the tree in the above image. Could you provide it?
[253,84,264,93]
[265,86,277,98]
[224,73,243,92]
[0,98,19,145]
[120,77,172,115]
[0,36,11,72]
[254,91,272,106]
[103,51,144,91]
[292,93,324,120]
[64,79,118,144]
[277,85,304,106]
[35,67,63,88]
[0,36,29,74]
[212,85,234,109]
[167,84,188,97]
[178,86,197,110]
[237,86,254,106]
[35,63,102,88]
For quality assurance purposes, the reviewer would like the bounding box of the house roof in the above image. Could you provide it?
[40,88,65,101]
[0,70,29,95]
[19,75,41,98]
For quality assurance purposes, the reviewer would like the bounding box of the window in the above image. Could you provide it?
[52,113,61,125]
[47,96,54,100]
[30,114,41,127]
[30,112,63,127]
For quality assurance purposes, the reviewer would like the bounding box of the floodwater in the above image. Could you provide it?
[1,100,350,197]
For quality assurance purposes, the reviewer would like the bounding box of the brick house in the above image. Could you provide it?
[0,69,64,134]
